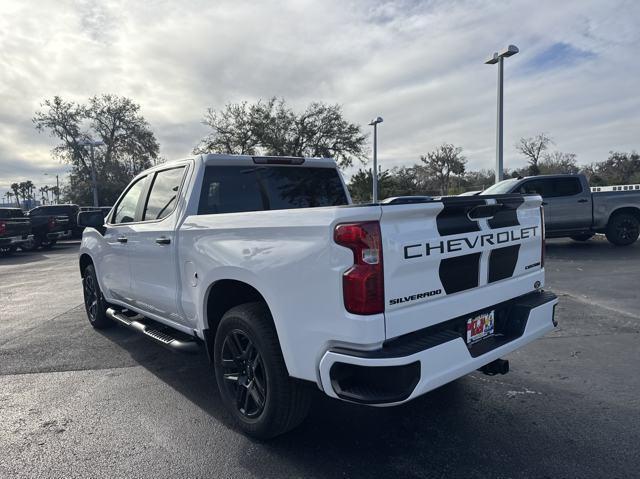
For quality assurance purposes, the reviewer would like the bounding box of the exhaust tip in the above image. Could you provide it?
[480,358,510,376]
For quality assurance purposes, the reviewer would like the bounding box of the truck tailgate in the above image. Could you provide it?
[380,195,545,338]
[1,218,31,237]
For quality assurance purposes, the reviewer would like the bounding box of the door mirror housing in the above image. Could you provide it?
[77,210,106,233]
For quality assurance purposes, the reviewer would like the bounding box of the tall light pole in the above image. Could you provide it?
[368,116,383,203]
[78,139,104,206]
[485,44,519,183]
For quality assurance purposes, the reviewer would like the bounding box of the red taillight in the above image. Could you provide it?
[540,206,545,268]
[334,221,384,315]
[48,216,56,230]
[0,221,5,236]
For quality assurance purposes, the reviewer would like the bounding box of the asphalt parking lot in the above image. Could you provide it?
[1,237,639,478]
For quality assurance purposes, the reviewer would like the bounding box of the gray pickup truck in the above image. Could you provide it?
[481,174,640,246]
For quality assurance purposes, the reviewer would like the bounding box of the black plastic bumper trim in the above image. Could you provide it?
[331,290,557,360]
[330,361,421,404]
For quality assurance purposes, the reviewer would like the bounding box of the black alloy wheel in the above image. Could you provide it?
[616,218,638,242]
[82,264,113,329]
[606,213,640,246]
[213,302,311,438]
[220,329,267,419]
[83,272,99,323]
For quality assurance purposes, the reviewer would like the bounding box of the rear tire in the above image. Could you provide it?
[605,213,639,246]
[213,302,311,439]
[570,233,594,242]
[82,264,113,329]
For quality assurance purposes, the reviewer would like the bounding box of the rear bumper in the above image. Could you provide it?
[318,290,558,405]
[0,234,33,246]
[47,230,71,240]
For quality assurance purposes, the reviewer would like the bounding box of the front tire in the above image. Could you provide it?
[213,302,311,439]
[606,213,639,246]
[82,264,113,329]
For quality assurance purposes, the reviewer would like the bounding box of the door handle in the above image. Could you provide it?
[116,236,128,243]
[541,201,548,206]
[155,237,171,245]
[578,199,588,203]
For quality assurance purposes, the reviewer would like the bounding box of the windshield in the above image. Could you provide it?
[480,179,519,195]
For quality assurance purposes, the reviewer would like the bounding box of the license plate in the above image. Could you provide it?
[466,310,495,344]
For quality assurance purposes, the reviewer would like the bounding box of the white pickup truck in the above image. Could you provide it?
[78,154,558,438]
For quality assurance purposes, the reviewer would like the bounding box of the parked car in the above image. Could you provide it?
[22,209,70,250]
[78,154,557,438]
[29,204,81,237]
[0,208,32,255]
[481,174,640,245]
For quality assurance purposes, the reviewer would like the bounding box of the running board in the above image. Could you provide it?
[106,307,199,354]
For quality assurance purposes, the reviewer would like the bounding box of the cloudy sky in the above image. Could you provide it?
[1,0,639,200]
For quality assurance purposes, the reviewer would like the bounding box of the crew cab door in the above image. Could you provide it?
[517,177,591,233]
[101,174,149,302]
[127,165,189,325]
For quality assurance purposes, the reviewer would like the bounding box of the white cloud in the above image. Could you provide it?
[1,0,639,199]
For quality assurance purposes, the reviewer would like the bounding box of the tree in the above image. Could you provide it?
[5,191,14,206]
[348,168,395,203]
[10,183,21,207]
[595,151,640,184]
[33,94,160,205]
[538,151,579,175]
[420,143,467,195]
[462,169,495,191]
[516,133,553,176]
[194,98,368,169]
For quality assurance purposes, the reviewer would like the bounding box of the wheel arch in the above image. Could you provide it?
[202,279,281,363]
[79,253,94,277]
[608,206,640,224]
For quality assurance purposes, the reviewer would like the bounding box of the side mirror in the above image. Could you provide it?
[77,210,105,233]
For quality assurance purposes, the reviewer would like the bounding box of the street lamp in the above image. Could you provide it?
[78,139,105,207]
[368,116,383,203]
[485,44,519,183]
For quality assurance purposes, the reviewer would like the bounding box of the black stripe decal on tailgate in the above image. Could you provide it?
[488,245,520,283]
[439,252,481,294]
[488,197,524,229]
[436,198,486,236]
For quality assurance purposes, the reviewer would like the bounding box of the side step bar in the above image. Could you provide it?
[106,307,199,354]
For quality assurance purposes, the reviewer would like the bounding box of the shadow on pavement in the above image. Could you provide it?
[95,322,622,478]
[0,240,80,265]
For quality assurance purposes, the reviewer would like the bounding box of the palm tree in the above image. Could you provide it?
[5,191,14,206]
[10,183,21,207]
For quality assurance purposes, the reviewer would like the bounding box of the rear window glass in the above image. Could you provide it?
[198,166,348,215]
[30,206,73,215]
[0,209,24,218]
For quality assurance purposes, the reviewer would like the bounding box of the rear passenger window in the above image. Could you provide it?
[143,167,186,220]
[198,165,348,215]
[112,176,147,224]
[519,178,582,198]
[550,178,582,197]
